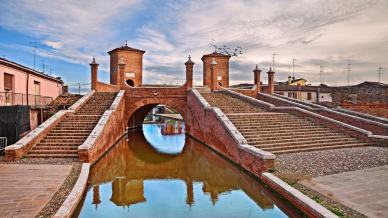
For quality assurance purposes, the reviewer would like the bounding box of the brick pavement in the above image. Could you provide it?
[300,165,388,218]
[0,164,72,218]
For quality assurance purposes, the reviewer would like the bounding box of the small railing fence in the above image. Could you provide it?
[0,92,53,108]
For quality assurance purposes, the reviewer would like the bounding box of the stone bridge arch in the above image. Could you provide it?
[124,85,188,129]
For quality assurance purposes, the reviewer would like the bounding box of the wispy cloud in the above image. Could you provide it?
[0,0,387,85]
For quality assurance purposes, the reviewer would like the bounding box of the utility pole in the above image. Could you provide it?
[272,53,279,71]
[378,67,384,82]
[320,65,324,84]
[292,58,296,78]
[29,41,37,70]
[347,64,351,86]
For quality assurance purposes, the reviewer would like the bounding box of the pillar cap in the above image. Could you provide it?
[185,55,194,65]
[210,58,218,65]
[267,67,275,74]
[253,64,261,73]
[90,57,98,65]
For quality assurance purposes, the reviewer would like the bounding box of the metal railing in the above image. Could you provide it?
[0,137,7,154]
[0,92,53,108]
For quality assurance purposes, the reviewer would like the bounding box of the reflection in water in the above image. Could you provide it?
[142,120,185,154]
[77,125,303,218]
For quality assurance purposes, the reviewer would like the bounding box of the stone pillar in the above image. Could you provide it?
[267,67,275,94]
[118,57,126,88]
[210,58,219,91]
[185,55,194,90]
[90,57,99,91]
[253,65,261,92]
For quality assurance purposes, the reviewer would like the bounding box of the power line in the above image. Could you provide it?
[29,41,37,70]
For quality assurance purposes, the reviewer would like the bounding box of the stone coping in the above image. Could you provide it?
[222,88,274,109]
[78,90,124,150]
[191,89,275,160]
[261,173,338,218]
[5,91,95,152]
[53,163,90,218]
[273,93,327,109]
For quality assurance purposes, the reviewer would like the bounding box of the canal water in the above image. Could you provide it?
[76,120,303,218]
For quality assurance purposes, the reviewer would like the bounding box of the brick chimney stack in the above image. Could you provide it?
[185,55,194,90]
[267,67,275,94]
[253,65,261,92]
[90,57,99,90]
[210,58,219,91]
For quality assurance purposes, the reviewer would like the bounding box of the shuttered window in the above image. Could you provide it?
[4,73,14,91]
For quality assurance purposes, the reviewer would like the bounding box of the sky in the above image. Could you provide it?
[0,0,387,89]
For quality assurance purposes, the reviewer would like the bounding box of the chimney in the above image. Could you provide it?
[288,76,292,84]
[267,67,275,94]
[90,57,99,90]
[210,58,219,91]
[253,65,261,92]
[185,55,195,90]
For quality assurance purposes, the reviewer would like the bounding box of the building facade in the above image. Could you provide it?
[0,57,63,107]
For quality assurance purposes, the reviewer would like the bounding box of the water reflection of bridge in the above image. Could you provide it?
[87,131,298,216]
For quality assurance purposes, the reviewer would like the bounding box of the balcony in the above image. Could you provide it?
[0,92,53,109]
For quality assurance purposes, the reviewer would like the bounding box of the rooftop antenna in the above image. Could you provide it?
[347,63,351,86]
[125,40,128,46]
[41,59,46,74]
[378,67,384,82]
[288,64,291,77]
[272,53,279,71]
[29,41,37,70]
[320,65,324,84]
[292,58,296,78]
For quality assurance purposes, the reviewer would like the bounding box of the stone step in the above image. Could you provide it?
[33,146,78,150]
[25,154,78,158]
[28,149,78,154]
[40,138,85,143]
[269,143,369,154]
[244,133,346,141]
[37,142,80,146]
[261,142,369,151]
[236,125,326,132]
[250,137,359,147]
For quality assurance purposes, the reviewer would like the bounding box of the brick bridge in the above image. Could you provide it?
[6,44,386,177]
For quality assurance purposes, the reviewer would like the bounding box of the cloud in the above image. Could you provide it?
[0,0,387,85]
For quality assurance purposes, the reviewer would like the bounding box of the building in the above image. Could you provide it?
[0,57,63,145]
[274,84,332,103]
[0,57,63,107]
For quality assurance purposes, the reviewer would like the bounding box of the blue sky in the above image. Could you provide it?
[0,0,387,88]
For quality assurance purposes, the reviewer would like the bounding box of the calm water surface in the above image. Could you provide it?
[77,122,302,218]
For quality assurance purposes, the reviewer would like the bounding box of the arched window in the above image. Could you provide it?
[126,79,134,87]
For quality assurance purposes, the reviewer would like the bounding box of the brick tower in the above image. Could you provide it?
[108,43,145,87]
[201,52,231,88]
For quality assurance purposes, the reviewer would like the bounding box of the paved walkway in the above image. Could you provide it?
[300,165,388,218]
[0,164,72,218]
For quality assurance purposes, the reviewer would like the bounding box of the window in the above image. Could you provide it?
[4,73,14,91]
[307,92,312,100]
[288,92,297,99]
[34,81,41,95]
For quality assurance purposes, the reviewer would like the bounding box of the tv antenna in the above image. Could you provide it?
[320,65,324,84]
[29,41,37,70]
[41,59,46,74]
[378,67,384,82]
[292,58,296,78]
[272,53,279,71]
[347,64,351,86]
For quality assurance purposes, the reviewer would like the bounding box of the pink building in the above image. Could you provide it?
[0,58,63,132]
[0,57,63,106]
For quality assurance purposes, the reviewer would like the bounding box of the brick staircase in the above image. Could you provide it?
[26,92,117,158]
[201,91,371,154]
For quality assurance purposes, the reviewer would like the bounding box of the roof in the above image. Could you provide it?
[275,84,332,92]
[201,51,231,60]
[332,81,388,89]
[0,57,63,84]
[107,45,145,54]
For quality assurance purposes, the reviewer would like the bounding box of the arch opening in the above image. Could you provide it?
[126,79,134,87]
[127,104,186,155]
